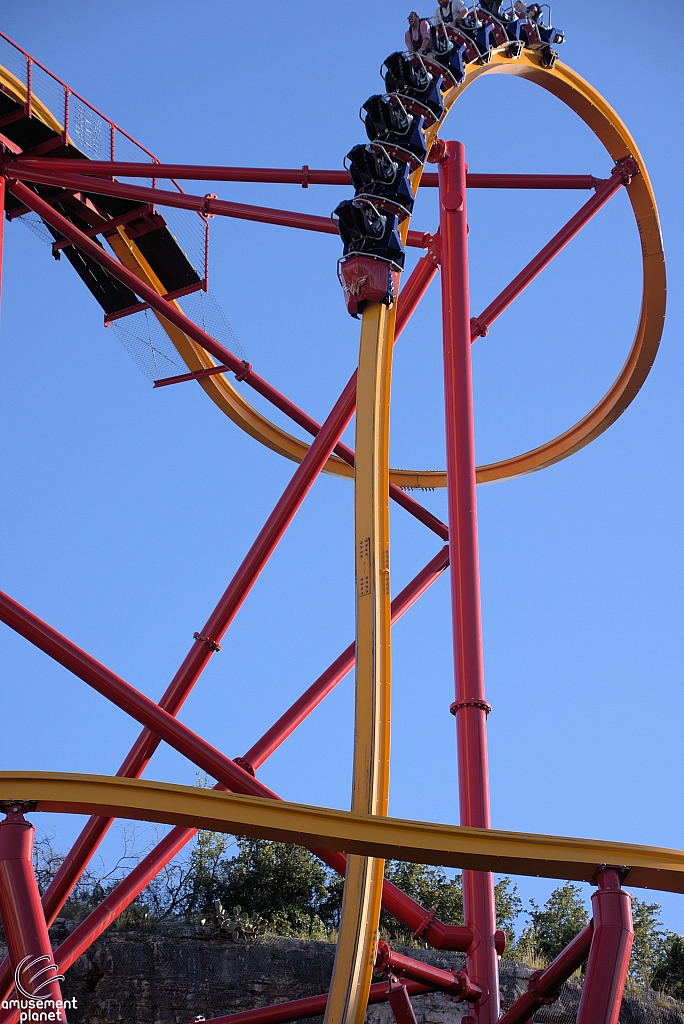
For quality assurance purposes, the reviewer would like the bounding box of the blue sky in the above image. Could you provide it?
[0,1,682,935]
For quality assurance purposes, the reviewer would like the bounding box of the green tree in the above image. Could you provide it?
[652,934,684,1000]
[380,862,464,943]
[629,897,670,985]
[520,883,589,964]
[494,878,523,949]
[211,838,330,933]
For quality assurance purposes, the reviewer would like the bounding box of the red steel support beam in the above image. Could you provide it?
[10,550,449,986]
[498,923,593,1024]
[0,201,448,1001]
[0,552,466,1005]
[386,977,419,1024]
[0,587,472,1013]
[0,806,67,1018]
[576,870,633,1024]
[8,159,602,191]
[182,979,433,1024]
[376,941,481,1001]
[0,589,286,802]
[244,544,450,770]
[469,163,630,340]
[3,168,428,248]
[436,139,498,1023]
[6,178,445,544]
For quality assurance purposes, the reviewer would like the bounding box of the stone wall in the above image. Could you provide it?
[3,922,684,1024]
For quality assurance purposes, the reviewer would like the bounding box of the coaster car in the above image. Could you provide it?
[333,198,406,271]
[361,94,428,170]
[345,144,416,221]
[337,254,401,318]
[381,52,445,127]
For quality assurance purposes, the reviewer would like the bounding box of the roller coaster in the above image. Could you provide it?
[0,9,673,1024]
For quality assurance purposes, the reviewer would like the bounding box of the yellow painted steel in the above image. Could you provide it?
[325,303,395,1024]
[0,46,668,1018]
[118,52,663,489]
[2,54,664,488]
[2,772,684,895]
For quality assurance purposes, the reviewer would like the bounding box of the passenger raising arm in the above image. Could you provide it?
[405,11,432,53]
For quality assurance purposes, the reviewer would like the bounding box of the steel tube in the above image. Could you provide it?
[181,979,432,1024]
[8,160,601,191]
[576,870,633,1024]
[245,545,450,768]
[0,589,284,802]
[498,924,593,1024]
[7,179,444,543]
[471,167,626,338]
[376,941,480,999]
[19,548,450,983]
[0,808,66,1018]
[437,140,498,1023]
[0,186,459,1004]
[4,169,428,249]
[0,204,447,1000]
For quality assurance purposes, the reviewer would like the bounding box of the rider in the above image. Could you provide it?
[405,11,432,53]
[479,0,513,20]
[434,0,468,29]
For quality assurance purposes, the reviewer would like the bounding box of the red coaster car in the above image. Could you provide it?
[338,254,401,319]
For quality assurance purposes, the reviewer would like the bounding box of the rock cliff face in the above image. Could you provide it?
[3,923,684,1024]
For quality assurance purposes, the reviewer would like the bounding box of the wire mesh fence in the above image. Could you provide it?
[22,924,683,1024]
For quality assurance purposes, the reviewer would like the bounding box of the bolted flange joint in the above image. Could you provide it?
[614,156,640,185]
[193,631,222,652]
[427,138,449,164]
[0,800,37,820]
[450,699,492,716]
[233,756,256,777]
[528,969,561,1006]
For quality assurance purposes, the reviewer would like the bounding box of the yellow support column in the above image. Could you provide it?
[324,301,395,1024]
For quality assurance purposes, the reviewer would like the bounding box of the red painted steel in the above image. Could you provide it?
[0,30,159,163]
[576,870,633,1024]
[437,140,499,1023]
[0,808,66,1017]
[9,159,601,192]
[376,941,481,1001]
[0,547,469,1004]
[11,549,450,983]
[386,976,419,1024]
[0,231,447,1004]
[245,545,450,769]
[470,165,627,339]
[498,924,592,1023]
[181,979,433,1024]
[7,179,445,546]
[3,168,428,249]
[0,589,285,802]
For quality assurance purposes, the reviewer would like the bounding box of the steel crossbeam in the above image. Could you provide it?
[0,775,682,894]
[5,158,603,192]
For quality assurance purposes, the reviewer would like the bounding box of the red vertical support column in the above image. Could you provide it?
[576,869,633,1024]
[435,139,499,1023]
[0,806,67,1019]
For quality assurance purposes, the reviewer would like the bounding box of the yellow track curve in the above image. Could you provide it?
[1,54,665,488]
[0,40,667,1024]
[2,772,683,894]
[114,51,664,489]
